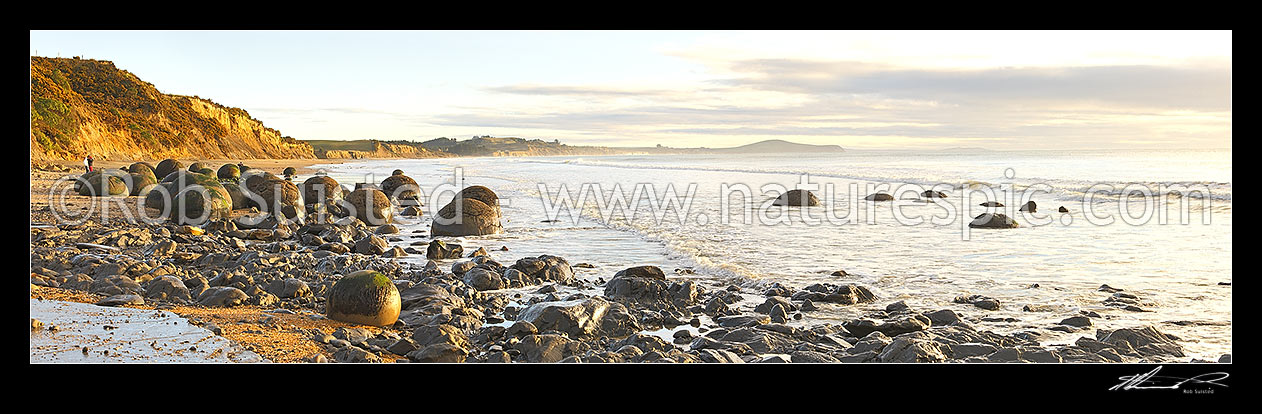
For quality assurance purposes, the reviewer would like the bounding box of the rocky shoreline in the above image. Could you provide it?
[29,166,1230,364]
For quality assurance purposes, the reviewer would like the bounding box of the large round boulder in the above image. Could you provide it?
[772,189,819,206]
[431,198,502,237]
[325,270,401,327]
[171,183,232,225]
[77,171,127,196]
[128,162,156,178]
[456,185,501,215]
[221,182,251,210]
[187,162,206,173]
[344,188,393,226]
[154,159,183,180]
[126,171,158,196]
[217,163,241,182]
[244,171,303,213]
[145,171,232,225]
[302,175,344,206]
[380,174,420,203]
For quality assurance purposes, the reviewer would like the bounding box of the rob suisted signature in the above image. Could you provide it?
[1110,366,1230,391]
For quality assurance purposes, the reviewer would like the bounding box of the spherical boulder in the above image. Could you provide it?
[128,162,156,178]
[344,188,393,226]
[217,163,241,182]
[78,171,127,196]
[431,197,502,236]
[171,183,232,225]
[302,175,344,206]
[127,171,158,196]
[922,190,948,198]
[380,174,420,202]
[154,159,183,180]
[772,189,819,206]
[1019,201,1037,212]
[245,171,303,213]
[222,182,251,210]
[187,162,206,173]
[145,171,232,225]
[456,185,501,215]
[392,169,405,176]
[325,270,401,327]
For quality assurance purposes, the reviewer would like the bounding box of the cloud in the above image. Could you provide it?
[484,84,674,97]
[719,59,1232,111]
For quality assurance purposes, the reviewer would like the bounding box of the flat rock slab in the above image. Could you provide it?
[29,299,265,363]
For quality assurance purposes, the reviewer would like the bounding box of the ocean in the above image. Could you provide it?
[314,148,1232,360]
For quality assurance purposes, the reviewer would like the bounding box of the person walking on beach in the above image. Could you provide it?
[83,156,91,173]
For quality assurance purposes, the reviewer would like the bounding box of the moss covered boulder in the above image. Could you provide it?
[160,169,198,184]
[301,175,344,206]
[217,163,241,182]
[325,270,401,327]
[154,159,183,180]
[282,166,297,178]
[187,162,206,173]
[127,171,158,196]
[128,162,156,178]
[431,197,502,236]
[144,171,232,224]
[77,171,127,196]
[344,188,393,226]
[171,185,233,225]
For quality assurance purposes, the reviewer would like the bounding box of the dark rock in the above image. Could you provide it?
[96,294,144,307]
[878,333,947,363]
[1059,316,1093,328]
[954,294,1001,310]
[515,297,612,338]
[462,267,505,291]
[426,240,464,260]
[197,286,248,307]
[791,350,840,363]
[513,334,571,363]
[772,189,820,206]
[969,213,1018,228]
[865,193,894,201]
[353,235,388,255]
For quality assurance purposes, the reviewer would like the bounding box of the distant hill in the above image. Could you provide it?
[30,56,314,161]
[306,139,450,159]
[308,136,624,159]
[307,137,846,158]
[710,139,845,153]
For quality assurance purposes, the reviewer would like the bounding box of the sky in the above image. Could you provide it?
[29,30,1232,150]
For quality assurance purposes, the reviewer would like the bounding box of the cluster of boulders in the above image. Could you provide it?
[32,217,1220,363]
